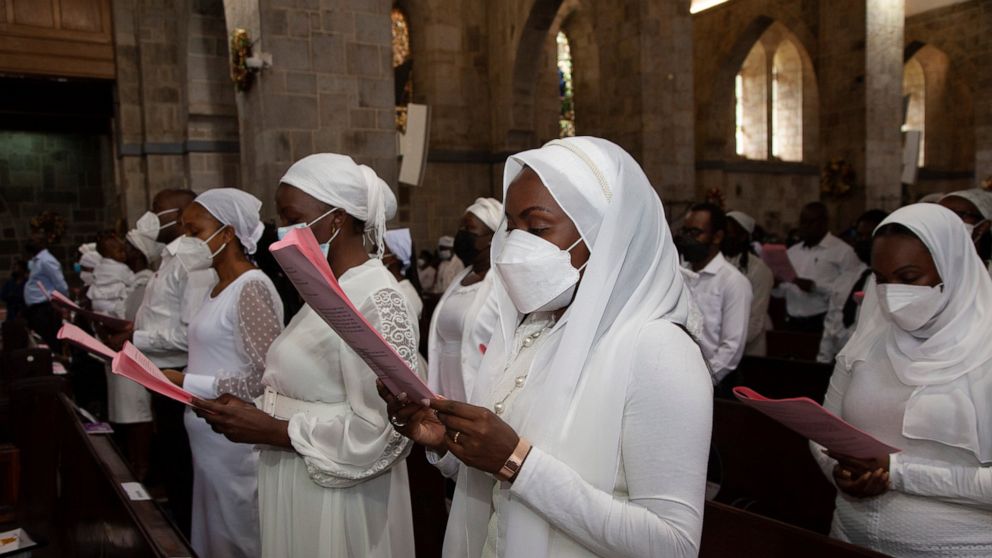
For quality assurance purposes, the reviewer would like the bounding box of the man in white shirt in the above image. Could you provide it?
[675,203,753,386]
[774,202,861,333]
[104,188,214,536]
[723,211,774,356]
[816,209,887,363]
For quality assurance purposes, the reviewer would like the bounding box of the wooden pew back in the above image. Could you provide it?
[56,394,195,557]
[701,501,888,557]
[734,355,834,404]
[710,399,837,534]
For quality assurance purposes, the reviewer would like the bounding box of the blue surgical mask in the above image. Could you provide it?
[277,208,339,257]
[73,262,82,274]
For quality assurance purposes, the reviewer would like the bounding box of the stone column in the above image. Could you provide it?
[819,0,904,224]
[223,0,397,218]
[639,0,695,217]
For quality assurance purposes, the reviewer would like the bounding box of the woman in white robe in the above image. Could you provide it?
[427,198,502,411]
[163,188,284,558]
[383,137,712,558]
[811,203,992,557]
[194,154,418,558]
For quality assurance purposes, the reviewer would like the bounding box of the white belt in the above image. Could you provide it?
[256,386,349,421]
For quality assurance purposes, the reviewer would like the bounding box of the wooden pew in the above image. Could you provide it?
[709,399,837,534]
[700,501,888,557]
[55,393,195,557]
[734,355,834,403]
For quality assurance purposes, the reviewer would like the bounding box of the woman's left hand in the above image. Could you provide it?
[162,369,185,387]
[429,399,520,475]
[192,394,292,448]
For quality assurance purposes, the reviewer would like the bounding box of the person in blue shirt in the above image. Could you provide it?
[22,211,69,349]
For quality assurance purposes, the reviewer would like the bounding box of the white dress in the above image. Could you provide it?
[434,313,713,557]
[812,342,992,557]
[182,269,284,558]
[106,269,155,424]
[427,268,498,404]
[258,258,418,558]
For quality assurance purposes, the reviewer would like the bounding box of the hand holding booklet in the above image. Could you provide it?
[39,281,132,330]
[269,227,434,404]
[733,387,899,459]
[760,243,798,283]
[57,323,117,361]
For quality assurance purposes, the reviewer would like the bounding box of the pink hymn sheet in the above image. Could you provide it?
[760,244,798,283]
[733,387,900,458]
[112,342,193,405]
[39,282,133,330]
[57,323,117,361]
[269,227,435,404]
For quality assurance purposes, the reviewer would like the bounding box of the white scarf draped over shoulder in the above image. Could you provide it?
[838,203,992,463]
[444,137,699,557]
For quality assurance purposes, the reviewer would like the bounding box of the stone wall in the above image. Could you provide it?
[0,131,117,273]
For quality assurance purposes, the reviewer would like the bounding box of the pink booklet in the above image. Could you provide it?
[112,342,193,405]
[57,323,117,361]
[733,387,900,459]
[760,244,798,283]
[269,227,435,404]
[39,281,133,330]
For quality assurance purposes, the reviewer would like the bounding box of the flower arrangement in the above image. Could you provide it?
[230,28,256,92]
[820,159,856,198]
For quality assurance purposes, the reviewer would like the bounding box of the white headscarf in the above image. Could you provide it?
[79,250,102,270]
[941,188,992,220]
[279,153,397,257]
[193,188,265,255]
[125,229,162,267]
[465,197,503,232]
[727,210,756,235]
[384,228,413,272]
[446,137,700,557]
[838,203,992,462]
[438,235,454,249]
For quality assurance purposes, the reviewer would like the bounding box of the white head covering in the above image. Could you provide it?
[125,229,162,267]
[78,242,97,255]
[919,192,945,204]
[79,250,102,270]
[727,210,756,235]
[193,188,265,255]
[438,235,454,249]
[838,203,992,462]
[383,228,413,272]
[446,137,701,556]
[941,188,992,220]
[465,197,504,232]
[279,153,397,257]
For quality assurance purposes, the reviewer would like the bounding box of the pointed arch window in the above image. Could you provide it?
[557,31,575,138]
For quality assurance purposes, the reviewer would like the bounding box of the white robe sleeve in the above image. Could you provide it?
[888,453,992,510]
[287,287,418,488]
[508,322,712,558]
[184,279,283,400]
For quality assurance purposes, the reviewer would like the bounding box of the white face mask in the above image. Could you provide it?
[877,282,945,332]
[175,225,228,273]
[962,220,987,242]
[495,229,587,314]
[439,248,453,260]
[80,271,94,286]
[277,208,338,257]
[136,208,180,240]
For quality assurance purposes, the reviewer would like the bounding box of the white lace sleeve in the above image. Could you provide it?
[216,279,283,400]
[287,286,420,488]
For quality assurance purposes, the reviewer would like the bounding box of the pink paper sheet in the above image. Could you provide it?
[269,227,435,404]
[57,323,117,361]
[733,386,900,459]
[39,281,133,330]
[112,342,193,405]
[760,243,798,283]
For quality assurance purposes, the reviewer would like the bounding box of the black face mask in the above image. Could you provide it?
[675,235,710,263]
[453,230,483,265]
